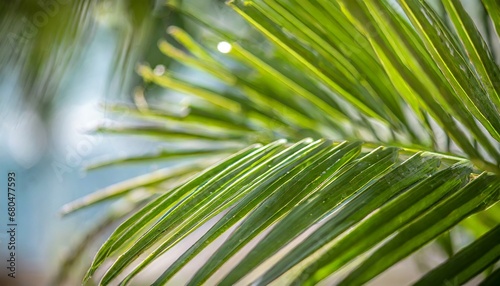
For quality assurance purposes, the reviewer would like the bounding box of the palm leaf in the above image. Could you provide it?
[60,0,500,284]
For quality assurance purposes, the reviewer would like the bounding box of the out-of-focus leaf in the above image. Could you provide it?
[414,224,500,286]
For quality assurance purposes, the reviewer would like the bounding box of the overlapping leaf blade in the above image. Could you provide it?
[153,141,363,285]
[414,224,500,286]
[442,0,500,111]
[482,0,500,40]
[398,0,500,142]
[275,164,472,285]
[186,144,398,285]
[339,174,500,285]
[182,146,395,285]
[83,143,266,282]
[112,138,334,284]
[222,152,441,285]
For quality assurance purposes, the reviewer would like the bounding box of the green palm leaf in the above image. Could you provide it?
[60,0,500,285]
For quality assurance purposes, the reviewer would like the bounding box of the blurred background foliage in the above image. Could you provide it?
[0,0,233,285]
[1,0,180,120]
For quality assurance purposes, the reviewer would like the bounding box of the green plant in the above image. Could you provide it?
[63,0,500,285]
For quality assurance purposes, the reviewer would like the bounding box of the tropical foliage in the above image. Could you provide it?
[61,0,500,285]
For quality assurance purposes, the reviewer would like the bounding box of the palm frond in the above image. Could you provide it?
[80,140,500,285]
[414,224,500,286]
[60,0,500,284]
